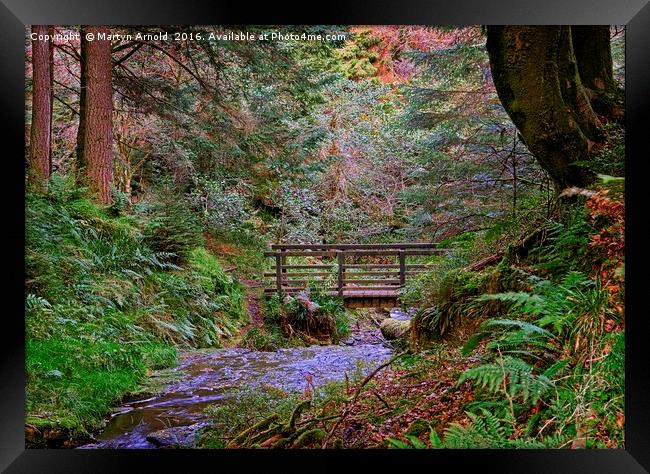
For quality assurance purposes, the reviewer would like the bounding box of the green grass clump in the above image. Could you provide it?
[25,338,160,442]
[198,386,301,447]
[262,288,349,343]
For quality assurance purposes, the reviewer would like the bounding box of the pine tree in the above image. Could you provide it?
[28,25,52,192]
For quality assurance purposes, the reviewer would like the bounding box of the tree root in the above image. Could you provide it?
[292,428,326,448]
[226,413,280,448]
[288,400,311,431]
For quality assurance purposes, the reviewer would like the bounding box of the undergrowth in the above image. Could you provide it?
[261,287,350,345]
[390,184,625,449]
[25,176,247,446]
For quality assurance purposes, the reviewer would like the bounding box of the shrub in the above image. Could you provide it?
[410,267,495,345]
[141,195,204,264]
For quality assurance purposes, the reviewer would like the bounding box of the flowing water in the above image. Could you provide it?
[79,326,395,449]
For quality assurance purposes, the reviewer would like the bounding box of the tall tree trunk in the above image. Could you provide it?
[81,26,113,204]
[48,26,54,174]
[76,26,88,183]
[486,26,596,191]
[571,26,620,118]
[28,25,52,192]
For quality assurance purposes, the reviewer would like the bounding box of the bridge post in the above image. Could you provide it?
[337,251,345,297]
[399,249,406,286]
[275,252,282,296]
[280,249,287,281]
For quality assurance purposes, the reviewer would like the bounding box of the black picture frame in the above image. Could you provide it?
[3,1,649,472]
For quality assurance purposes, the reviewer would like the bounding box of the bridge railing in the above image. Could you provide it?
[263,243,447,297]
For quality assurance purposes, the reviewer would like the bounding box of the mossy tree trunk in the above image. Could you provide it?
[556,27,603,142]
[28,25,52,192]
[486,26,607,191]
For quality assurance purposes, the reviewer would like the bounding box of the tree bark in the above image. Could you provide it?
[556,26,603,142]
[81,26,113,204]
[48,26,54,175]
[28,25,52,192]
[486,26,596,191]
[571,26,620,118]
[571,26,615,92]
[76,26,88,183]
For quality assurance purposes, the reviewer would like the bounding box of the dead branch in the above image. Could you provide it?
[465,251,504,272]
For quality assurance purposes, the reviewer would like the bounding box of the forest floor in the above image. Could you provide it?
[232,279,265,343]
[320,346,477,448]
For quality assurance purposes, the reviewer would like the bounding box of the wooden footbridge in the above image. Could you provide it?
[264,243,447,308]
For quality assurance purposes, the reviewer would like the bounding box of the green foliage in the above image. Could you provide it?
[25,181,246,443]
[282,287,348,341]
[241,327,285,352]
[458,266,622,447]
[26,337,175,442]
[187,247,246,324]
[403,31,548,242]
[336,29,381,80]
[410,266,492,342]
[435,409,556,448]
[528,207,594,276]
[199,386,300,446]
[585,122,625,177]
[140,191,204,264]
[206,227,268,279]
[390,409,563,449]
[466,271,612,363]
[188,178,250,230]
[459,356,553,405]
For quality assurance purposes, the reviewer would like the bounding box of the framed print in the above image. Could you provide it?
[3,0,649,472]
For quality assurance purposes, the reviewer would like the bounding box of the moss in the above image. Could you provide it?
[380,318,411,340]
[404,419,430,437]
[292,428,326,448]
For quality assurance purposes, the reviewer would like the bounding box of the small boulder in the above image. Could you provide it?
[380,318,411,340]
[389,307,417,321]
[295,290,321,313]
[146,424,201,448]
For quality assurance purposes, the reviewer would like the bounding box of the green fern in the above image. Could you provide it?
[458,356,553,405]
[389,409,555,449]
[26,294,53,312]
[387,438,413,449]
[441,410,511,448]
[440,409,552,448]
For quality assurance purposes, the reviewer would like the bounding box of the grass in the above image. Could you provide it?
[25,337,175,445]
[205,227,268,280]
[25,176,248,446]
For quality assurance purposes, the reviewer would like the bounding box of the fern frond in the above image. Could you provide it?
[458,356,553,405]
[484,318,554,337]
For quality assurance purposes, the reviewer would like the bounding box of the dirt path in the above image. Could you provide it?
[236,278,264,340]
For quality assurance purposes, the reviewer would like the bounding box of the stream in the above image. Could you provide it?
[77,310,412,449]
